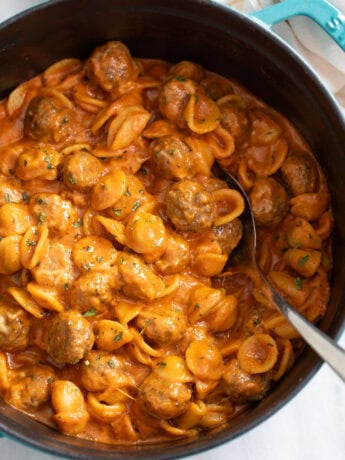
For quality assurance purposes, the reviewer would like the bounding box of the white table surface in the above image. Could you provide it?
[1,1,345,459]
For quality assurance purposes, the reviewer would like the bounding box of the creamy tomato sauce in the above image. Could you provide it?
[0,41,332,444]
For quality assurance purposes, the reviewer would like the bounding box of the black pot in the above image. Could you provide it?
[0,1,344,458]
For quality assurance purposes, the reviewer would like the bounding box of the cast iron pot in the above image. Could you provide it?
[0,0,345,458]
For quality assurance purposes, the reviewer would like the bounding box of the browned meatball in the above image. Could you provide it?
[210,218,243,255]
[150,135,192,180]
[165,179,217,232]
[24,96,75,143]
[80,350,133,391]
[47,311,94,364]
[168,61,205,82]
[281,153,318,196]
[0,305,31,352]
[249,177,289,226]
[63,151,103,191]
[31,242,75,290]
[85,41,139,93]
[68,270,120,314]
[140,373,192,419]
[7,365,55,412]
[136,307,187,346]
[158,78,203,128]
[223,358,271,403]
[221,101,250,146]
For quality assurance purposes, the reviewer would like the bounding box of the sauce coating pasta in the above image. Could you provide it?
[0,41,332,444]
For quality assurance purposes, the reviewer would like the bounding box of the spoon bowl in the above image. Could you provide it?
[213,163,345,383]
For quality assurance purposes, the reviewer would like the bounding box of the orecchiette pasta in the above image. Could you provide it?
[0,41,332,446]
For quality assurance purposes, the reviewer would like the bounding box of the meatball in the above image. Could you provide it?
[7,365,55,412]
[29,193,78,235]
[31,242,75,290]
[140,373,192,419]
[85,41,139,93]
[249,177,289,226]
[47,311,94,364]
[281,153,318,196]
[220,101,250,145]
[68,270,120,314]
[80,350,133,391]
[222,358,271,403]
[118,253,165,301]
[24,96,75,143]
[149,135,192,180]
[63,151,103,191]
[136,307,187,346]
[0,305,31,352]
[209,218,243,255]
[168,61,205,82]
[158,78,203,128]
[165,179,217,232]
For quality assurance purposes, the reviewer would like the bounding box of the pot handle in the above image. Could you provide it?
[250,0,345,51]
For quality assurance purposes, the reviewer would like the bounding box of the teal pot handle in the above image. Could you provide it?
[250,0,345,51]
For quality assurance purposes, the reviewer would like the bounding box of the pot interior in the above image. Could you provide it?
[0,1,344,458]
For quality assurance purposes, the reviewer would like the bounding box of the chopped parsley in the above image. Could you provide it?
[175,76,185,81]
[36,197,45,205]
[64,283,69,291]
[295,277,303,290]
[4,193,10,203]
[26,239,37,246]
[124,186,131,197]
[83,308,98,317]
[72,358,79,365]
[119,257,125,265]
[44,156,54,170]
[107,360,115,369]
[113,209,122,217]
[114,331,123,342]
[297,255,310,267]
[131,201,141,212]
[68,174,76,185]
[253,318,261,327]
[139,166,147,176]
[37,212,46,225]
[23,159,28,167]
[157,361,167,368]
[72,219,83,228]
[194,303,200,310]
[96,256,104,263]
[22,192,29,203]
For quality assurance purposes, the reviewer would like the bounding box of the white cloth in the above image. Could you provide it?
[216,0,345,115]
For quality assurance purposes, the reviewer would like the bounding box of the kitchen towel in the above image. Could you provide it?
[217,0,345,115]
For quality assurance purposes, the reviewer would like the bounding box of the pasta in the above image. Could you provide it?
[0,41,332,445]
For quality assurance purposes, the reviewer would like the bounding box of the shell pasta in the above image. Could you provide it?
[0,41,332,444]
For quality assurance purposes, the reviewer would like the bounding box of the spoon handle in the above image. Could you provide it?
[269,286,345,382]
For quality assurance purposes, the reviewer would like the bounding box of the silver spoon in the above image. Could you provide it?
[213,163,345,382]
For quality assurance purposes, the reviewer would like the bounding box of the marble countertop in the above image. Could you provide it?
[1,1,345,459]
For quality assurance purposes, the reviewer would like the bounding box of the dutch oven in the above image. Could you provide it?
[0,0,345,458]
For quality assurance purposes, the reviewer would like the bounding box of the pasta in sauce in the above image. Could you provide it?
[0,41,332,443]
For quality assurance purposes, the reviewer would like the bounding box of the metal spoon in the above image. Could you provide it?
[213,163,345,382]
